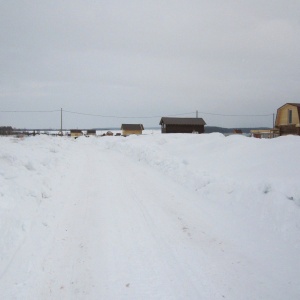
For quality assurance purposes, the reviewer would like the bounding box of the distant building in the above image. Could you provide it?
[70,129,83,138]
[250,129,279,139]
[106,131,114,136]
[159,117,206,134]
[87,129,96,136]
[233,129,243,134]
[275,103,300,136]
[0,126,13,135]
[121,124,144,136]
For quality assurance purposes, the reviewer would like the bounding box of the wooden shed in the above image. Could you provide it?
[233,129,243,134]
[121,124,144,136]
[87,129,96,136]
[70,129,83,138]
[250,129,279,139]
[159,117,206,134]
[275,103,300,136]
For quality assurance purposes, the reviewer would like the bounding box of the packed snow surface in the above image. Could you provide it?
[0,133,300,299]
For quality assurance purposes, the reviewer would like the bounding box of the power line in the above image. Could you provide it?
[63,109,273,118]
[0,110,60,113]
[62,109,195,118]
[0,109,273,118]
[196,111,273,117]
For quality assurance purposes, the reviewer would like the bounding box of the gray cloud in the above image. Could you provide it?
[1,1,299,129]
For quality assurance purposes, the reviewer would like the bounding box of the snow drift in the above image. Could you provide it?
[0,133,299,299]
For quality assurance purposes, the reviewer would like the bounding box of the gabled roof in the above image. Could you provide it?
[159,117,206,126]
[277,103,300,115]
[287,103,300,107]
[277,103,300,110]
[275,103,300,126]
[121,124,144,130]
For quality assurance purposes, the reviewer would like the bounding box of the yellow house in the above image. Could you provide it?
[121,124,144,136]
[70,129,83,138]
[275,103,300,136]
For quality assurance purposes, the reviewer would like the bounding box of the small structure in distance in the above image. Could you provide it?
[0,126,13,135]
[233,129,243,134]
[70,129,83,138]
[121,124,144,136]
[86,129,96,136]
[159,117,206,134]
[250,129,279,139]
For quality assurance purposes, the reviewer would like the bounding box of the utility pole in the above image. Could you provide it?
[196,110,198,118]
[273,113,275,128]
[60,108,63,136]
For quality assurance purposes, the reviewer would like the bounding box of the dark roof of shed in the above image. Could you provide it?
[121,124,144,130]
[159,117,206,126]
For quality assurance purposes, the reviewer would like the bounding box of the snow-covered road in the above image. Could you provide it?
[1,135,300,299]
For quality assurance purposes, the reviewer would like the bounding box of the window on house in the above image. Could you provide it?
[288,109,293,124]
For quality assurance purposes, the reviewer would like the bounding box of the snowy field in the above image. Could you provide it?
[0,133,300,299]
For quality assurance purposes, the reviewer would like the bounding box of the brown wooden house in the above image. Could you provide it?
[159,117,206,134]
[121,124,144,136]
[87,129,96,136]
[275,103,300,136]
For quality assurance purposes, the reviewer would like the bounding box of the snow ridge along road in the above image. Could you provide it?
[1,134,300,299]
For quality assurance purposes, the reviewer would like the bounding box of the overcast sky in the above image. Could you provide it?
[1,1,299,129]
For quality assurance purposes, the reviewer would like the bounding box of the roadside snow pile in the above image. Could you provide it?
[104,133,300,245]
[0,136,74,276]
[105,133,299,196]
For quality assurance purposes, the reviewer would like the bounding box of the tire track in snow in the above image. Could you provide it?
[33,142,216,299]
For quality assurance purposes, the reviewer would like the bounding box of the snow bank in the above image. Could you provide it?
[1,133,300,299]
[103,133,300,248]
[0,136,73,276]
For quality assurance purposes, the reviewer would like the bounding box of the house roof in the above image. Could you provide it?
[287,103,300,107]
[70,129,82,133]
[275,103,300,126]
[277,103,300,110]
[277,103,300,115]
[159,117,206,126]
[121,124,144,130]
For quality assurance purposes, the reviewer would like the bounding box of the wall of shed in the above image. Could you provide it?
[122,129,142,136]
[71,132,82,137]
[276,104,300,126]
[162,124,204,134]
